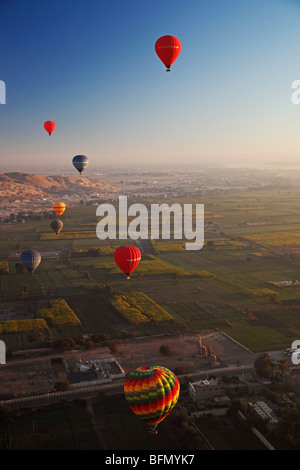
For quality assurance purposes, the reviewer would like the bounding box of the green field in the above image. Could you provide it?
[94,254,215,278]
[0,404,100,450]
[2,193,300,352]
[0,397,203,450]
[92,398,202,450]
[244,230,300,247]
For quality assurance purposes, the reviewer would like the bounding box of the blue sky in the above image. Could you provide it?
[0,0,300,172]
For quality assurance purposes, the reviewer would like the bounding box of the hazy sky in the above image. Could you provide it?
[0,0,300,172]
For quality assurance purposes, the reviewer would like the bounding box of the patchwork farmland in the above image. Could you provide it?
[2,190,300,352]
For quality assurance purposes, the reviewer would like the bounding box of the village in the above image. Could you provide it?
[1,329,300,449]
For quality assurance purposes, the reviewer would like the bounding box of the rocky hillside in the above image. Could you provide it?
[0,172,116,202]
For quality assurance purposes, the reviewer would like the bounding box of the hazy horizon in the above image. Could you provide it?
[3,159,300,177]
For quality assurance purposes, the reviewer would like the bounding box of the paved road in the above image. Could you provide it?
[0,365,255,410]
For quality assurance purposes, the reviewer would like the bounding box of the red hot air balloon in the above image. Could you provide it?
[114,246,141,279]
[155,35,182,72]
[44,121,56,136]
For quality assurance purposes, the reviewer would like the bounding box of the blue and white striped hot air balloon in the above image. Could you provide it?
[20,250,41,274]
[72,155,89,175]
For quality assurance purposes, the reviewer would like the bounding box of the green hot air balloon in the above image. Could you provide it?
[50,219,63,235]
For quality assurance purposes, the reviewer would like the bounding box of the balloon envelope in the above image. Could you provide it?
[124,365,180,432]
[20,250,41,274]
[53,202,66,217]
[72,155,89,174]
[44,121,56,136]
[155,35,182,71]
[114,246,141,277]
[50,219,63,235]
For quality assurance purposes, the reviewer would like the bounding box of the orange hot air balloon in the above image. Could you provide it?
[155,35,182,72]
[53,202,66,217]
[44,121,56,136]
[114,246,141,279]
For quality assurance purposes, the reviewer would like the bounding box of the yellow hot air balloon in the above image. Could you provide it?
[53,202,66,217]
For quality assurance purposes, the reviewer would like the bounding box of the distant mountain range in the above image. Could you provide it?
[0,172,116,202]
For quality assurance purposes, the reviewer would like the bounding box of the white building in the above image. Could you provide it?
[249,401,279,424]
[189,378,226,402]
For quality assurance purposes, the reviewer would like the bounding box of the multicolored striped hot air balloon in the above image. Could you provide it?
[124,365,180,434]
[114,245,141,279]
[20,250,41,274]
[72,155,89,175]
[50,219,63,235]
[52,202,66,217]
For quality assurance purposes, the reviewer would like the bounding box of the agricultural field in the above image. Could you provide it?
[93,254,215,279]
[244,230,300,248]
[109,291,173,324]
[2,191,300,352]
[0,397,204,450]
[37,299,81,327]
[40,231,97,241]
[93,398,203,450]
[0,296,83,351]
[0,404,100,450]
